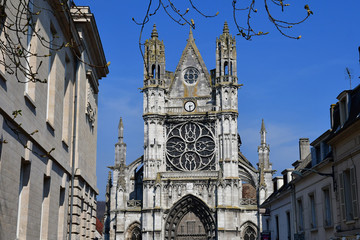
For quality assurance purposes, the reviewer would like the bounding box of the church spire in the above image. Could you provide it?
[115,117,126,167]
[257,118,274,203]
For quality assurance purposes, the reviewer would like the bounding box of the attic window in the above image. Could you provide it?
[339,94,348,126]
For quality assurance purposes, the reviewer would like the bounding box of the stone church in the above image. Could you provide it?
[104,23,274,240]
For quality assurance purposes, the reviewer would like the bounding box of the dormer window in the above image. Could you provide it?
[337,91,349,126]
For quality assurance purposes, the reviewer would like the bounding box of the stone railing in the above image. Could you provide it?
[127,200,142,208]
[166,107,183,113]
[143,78,164,87]
[239,198,257,205]
[166,105,213,113]
[215,75,238,84]
[161,171,219,179]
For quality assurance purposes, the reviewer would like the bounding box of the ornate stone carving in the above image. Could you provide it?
[166,121,216,171]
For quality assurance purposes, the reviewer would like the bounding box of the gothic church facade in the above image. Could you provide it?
[105,23,273,240]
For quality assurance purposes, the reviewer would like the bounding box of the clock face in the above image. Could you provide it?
[184,101,196,112]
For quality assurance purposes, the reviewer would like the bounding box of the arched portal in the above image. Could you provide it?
[164,195,216,240]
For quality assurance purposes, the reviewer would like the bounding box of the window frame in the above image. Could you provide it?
[322,186,333,227]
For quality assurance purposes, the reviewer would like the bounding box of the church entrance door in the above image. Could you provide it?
[164,195,216,240]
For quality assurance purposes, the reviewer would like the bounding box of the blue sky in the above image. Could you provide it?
[76,0,360,201]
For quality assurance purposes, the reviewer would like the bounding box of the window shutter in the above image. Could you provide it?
[339,172,346,221]
[350,168,358,218]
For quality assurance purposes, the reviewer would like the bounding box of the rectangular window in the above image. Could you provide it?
[16,161,31,239]
[187,221,195,234]
[46,25,57,127]
[57,187,66,239]
[309,193,317,228]
[339,169,358,221]
[323,187,332,226]
[24,0,36,101]
[286,211,291,240]
[275,215,279,240]
[62,56,72,145]
[40,176,51,240]
[297,198,304,232]
[339,96,348,126]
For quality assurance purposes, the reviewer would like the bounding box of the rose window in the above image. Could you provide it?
[166,122,215,171]
[183,67,199,85]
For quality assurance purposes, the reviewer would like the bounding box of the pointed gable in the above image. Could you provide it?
[168,28,212,98]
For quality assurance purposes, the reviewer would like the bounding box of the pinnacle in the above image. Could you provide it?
[118,117,124,140]
[223,21,229,34]
[118,117,123,129]
[151,24,158,38]
[261,118,266,132]
[188,26,194,41]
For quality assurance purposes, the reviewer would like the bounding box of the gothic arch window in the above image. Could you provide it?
[151,64,156,79]
[125,222,142,240]
[243,227,256,240]
[157,65,160,79]
[224,61,229,75]
[230,62,233,76]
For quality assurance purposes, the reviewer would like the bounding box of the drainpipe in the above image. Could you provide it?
[69,58,80,240]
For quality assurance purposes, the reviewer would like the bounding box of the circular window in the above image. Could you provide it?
[166,121,215,171]
[183,67,199,85]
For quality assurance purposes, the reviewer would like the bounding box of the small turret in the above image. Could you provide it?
[216,21,237,80]
[144,24,165,83]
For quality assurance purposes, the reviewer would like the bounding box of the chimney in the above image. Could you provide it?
[299,138,310,161]
[272,176,284,192]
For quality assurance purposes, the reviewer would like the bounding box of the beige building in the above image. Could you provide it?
[328,84,360,239]
[0,1,108,239]
[261,83,360,240]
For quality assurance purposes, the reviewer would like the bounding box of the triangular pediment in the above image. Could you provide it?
[168,29,212,99]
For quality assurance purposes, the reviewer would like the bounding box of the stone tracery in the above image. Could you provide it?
[166,121,216,171]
